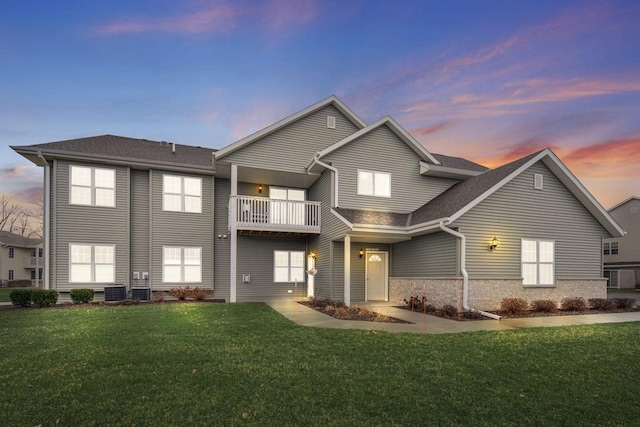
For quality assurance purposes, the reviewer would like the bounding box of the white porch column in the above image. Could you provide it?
[344,234,351,306]
[230,164,238,302]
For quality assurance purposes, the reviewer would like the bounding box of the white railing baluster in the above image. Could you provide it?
[233,195,321,233]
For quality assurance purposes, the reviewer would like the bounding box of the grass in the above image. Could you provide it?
[0,287,31,303]
[1,303,639,426]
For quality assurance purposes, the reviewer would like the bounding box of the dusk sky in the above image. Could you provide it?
[1,0,639,210]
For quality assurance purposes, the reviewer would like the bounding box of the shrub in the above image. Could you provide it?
[404,295,427,312]
[333,306,348,318]
[612,298,636,310]
[152,291,166,303]
[10,289,33,307]
[191,287,213,301]
[440,304,458,319]
[500,298,528,315]
[560,297,587,311]
[31,289,58,308]
[168,287,191,300]
[531,299,558,313]
[588,298,614,311]
[70,288,94,304]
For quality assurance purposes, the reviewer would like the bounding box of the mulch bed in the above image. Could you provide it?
[400,306,640,321]
[299,301,411,323]
[0,299,226,310]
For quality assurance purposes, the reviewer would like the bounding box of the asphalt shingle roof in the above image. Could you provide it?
[334,208,409,227]
[431,153,489,172]
[0,231,42,247]
[20,135,217,169]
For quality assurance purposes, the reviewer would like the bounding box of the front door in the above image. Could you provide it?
[366,251,388,301]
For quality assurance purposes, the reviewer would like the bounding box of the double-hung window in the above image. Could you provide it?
[70,166,115,207]
[521,239,555,285]
[8,270,14,280]
[8,247,14,258]
[163,247,202,283]
[69,244,115,283]
[610,242,619,255]
[274,250,305,283]
[163,175,202,213]
[603,242,610,255]
[357,170,390,197]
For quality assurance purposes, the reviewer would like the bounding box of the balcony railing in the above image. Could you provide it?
[232,195,321,233]
[23,256,43,269]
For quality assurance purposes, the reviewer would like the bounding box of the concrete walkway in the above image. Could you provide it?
[266,299,640,335]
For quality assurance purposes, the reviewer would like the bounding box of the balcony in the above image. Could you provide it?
[23,256,44,269]
[232,195,321,234]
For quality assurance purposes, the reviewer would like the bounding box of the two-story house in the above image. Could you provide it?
[603,196,639,289]
[11,96,624,311]
[0,231,43,286]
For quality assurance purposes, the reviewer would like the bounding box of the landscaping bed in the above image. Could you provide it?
[300,298,410,323]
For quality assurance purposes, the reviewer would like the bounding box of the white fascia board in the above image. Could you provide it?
[330,208,354,228]
[317,116,441,165]
[215,95,366,160]
[419,161,485,179]
[540,151,625,237]
[447,150,551,224]
[608,196,640,212]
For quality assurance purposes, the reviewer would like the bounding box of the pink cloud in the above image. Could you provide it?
[411,122,451,137]
[1,165,32,179]
[96,3,240,35]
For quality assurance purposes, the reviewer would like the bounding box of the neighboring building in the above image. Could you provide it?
[603,196,639,289]
[0,231,43,287]
[11,96,624,311]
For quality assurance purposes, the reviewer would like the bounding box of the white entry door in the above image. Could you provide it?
[366,251,388,301]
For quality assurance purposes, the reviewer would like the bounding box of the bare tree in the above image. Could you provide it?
[0,195,43,238]
[0,195,20,232]
[25,200,44,239]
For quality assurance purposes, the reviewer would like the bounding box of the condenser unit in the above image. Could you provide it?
[131,287,151,302]
[104,284,127,302]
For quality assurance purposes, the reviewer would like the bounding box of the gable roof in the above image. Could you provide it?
[338,148,625,238]
[608,196,640,212]
[316,116,441,165]
[214,95,366,160]
[11,135,217,172]
[0,231,42,248]
[431,153,488,172]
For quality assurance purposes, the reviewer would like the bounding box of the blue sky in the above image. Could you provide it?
[2,0,639,209]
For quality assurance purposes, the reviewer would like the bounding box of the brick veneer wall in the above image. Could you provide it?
[390,277,607,312]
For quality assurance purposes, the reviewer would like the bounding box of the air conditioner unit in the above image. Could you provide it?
[131,287,151,302]
[104,284,127,302]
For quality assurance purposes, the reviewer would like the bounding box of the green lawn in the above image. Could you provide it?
[1,303,639,426]
[0,288,31,303]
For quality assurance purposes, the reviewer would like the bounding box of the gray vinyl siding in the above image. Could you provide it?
[392,232,458,277]
[307,170,349,300]
[150,170,214,291]
[213,178,231,300]
[236,236,307,301]
[130,170,150,281]
[455,161,609,279]
[222,105,360,173]
[53,160,129,291]
[322,125,458,213]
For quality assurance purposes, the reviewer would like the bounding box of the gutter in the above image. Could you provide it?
[308,153,339,207]
[37,151,50,290]
[438,221,501,320]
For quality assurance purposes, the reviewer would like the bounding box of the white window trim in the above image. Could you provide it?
[68,243,115,283]
[162,175,202,213]
[69,166,116,207]
[610,241,619,255]
[273,250,305,283]
[603,242,610,255]
[521,239,555,286]
[357,169,391,198]
[162,246,202,283]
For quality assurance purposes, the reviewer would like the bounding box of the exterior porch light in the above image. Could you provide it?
[359,248,364,258]
[309,251,317,259]
[490,236,499,251]
[258,184,263,194]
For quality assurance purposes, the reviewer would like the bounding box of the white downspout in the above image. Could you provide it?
[37,152,50,290]
[309,154,339,208]
[438,221,501,320]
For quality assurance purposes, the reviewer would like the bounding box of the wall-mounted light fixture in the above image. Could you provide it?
[309,251,317,259]
[258,184,263,194]
[489,236,499,251]
[359,248,364,258]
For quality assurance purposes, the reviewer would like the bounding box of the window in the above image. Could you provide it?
[163,247,201,283]
[521,239,554,285]
[70,166,115,207]
[610,242,619,255]
[358,170,390,197]
[603,242,610,255]
[8,270,14,280]
[163,175,202,213]
[69,244,115,283]
[274,250,305,283]
[8,247,14,258]
[31,270,36,280]
[604,270,618,288]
